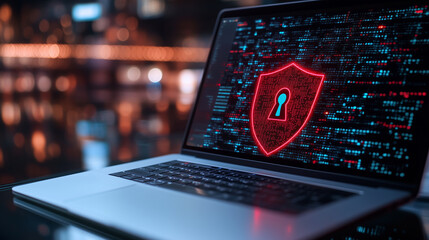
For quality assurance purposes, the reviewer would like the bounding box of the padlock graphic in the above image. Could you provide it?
[250,62,325,156]
[268,88,291,121]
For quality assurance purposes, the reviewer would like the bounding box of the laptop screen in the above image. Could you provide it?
[184,1,429,183]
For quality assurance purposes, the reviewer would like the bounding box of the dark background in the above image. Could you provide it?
[0,0,285,186]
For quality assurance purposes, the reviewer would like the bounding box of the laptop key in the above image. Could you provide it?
[145,179,167,186]
[125,169,154,177]
[133,177,150,183]
[109,171,128,177]
[120,174,140,180]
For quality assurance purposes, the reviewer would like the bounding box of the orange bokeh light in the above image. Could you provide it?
[0,43,208,62]
[31,130,47,162]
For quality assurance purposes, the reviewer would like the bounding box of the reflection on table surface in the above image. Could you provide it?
[2,188,427,240]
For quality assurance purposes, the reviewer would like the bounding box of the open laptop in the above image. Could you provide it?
[13,0,429,239]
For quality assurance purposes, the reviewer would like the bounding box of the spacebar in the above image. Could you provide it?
[158,182,204,195]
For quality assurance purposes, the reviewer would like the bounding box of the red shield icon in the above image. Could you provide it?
[250,62,325,156]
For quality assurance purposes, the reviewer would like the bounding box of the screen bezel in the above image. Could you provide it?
[181,0,429,193]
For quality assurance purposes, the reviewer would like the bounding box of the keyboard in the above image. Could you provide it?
[110,160,355,214]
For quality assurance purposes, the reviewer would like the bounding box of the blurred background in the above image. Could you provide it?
[0,0,286,186]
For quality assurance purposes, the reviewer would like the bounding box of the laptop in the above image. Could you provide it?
[13,0,429,239]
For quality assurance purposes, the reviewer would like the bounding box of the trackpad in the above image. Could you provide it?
[63,184,258,240]
[65,184,219,221]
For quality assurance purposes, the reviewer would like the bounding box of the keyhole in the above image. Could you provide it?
[268,88,290,121]
[275,94,287,117]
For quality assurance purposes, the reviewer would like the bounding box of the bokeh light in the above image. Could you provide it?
[148,67,162,83]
